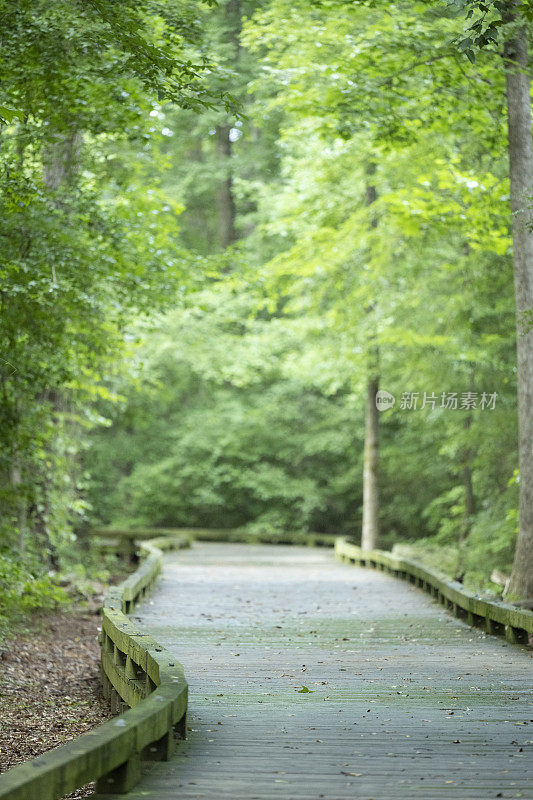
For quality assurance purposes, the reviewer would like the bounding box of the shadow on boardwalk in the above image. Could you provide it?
[98,542,533,800]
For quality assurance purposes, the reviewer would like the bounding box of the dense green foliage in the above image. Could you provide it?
[87,0,522,591]
[1,0,530,629]
[0,0,229,632]
[87,289,362,535]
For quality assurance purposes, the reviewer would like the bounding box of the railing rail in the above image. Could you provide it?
[91,526,337,555]
[3,530,528,800]
[335,538,533,644]
[0,535,189,800]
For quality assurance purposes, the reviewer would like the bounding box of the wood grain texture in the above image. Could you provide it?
[103,542,533,800]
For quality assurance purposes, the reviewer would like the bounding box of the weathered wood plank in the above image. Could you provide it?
[97,542,533,799]
[335,538,533,637]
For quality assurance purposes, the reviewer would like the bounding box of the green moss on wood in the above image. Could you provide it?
[335,538,533,637]
[0,537,188,800]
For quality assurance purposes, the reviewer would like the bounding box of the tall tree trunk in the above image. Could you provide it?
[10,456,27,558]
[361,374,380,550]
[504,6,533,599]
[216,124,236,249]
[215,0,240,250]
[29,131,82,565]
[460,366,476,547]
[361,166,380,551]
[457,419,475,581]
[462,462,475,537]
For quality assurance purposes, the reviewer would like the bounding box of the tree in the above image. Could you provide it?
[450,0,533,596]
[361,167,380,552]
[0,0,229,583]
[85,287,363,535]
[238,0,519,585]
[502,1,533,597]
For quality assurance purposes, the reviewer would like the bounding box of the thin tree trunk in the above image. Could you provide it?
[462,463,475,536]
[460,367,476,548]
[215,0,240,250]
[29,130,82,565]
[457,456,475,582]
[504,6,533,599]
[361,375,380,550]
[216,124,236,249]
[9,457,27,558]
[361,165,380,551]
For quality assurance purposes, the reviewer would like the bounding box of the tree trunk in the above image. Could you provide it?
[215,0,240,250]
[460,366,476,547]
[43,131,82,190]
[361,165,379,551]
[216,124,236,249]
[504,6,533,599]
[9,457,27,558]
[462,462,475,536]
[361,375,380,550]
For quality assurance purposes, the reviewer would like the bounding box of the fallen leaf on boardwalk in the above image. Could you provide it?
[298,685,313,693]
[340,771,362,777]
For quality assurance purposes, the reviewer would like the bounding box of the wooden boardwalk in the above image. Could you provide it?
[99,542,533,799]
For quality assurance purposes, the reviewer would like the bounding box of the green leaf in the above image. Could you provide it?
[0,105,22,123]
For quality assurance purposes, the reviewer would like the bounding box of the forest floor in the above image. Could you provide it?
[0,610,112,799]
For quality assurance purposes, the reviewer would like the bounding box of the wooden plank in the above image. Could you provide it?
[335,538,533,635]
[100,542,533,800]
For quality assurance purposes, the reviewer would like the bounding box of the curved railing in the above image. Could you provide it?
[335,538,533,644]
[4,530,527,799]
[0,535,189,800]
[91,526,336,558]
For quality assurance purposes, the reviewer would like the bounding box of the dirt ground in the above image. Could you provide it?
[0,611,113,799]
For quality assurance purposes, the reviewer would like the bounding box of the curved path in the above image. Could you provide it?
[101,542,533,799]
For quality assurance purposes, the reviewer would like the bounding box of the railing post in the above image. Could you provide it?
[95,753,141,794]
[505,625,529,644]
[486,618,504,636]
[142,729,175,761]
[101,668,111,701]
[125,655,136,680]
[174,711,187,740]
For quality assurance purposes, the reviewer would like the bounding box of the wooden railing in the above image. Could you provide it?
[0,535,189,800]
[3,529,528,800]
[92,526,337,559]
[335,538,533,644]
